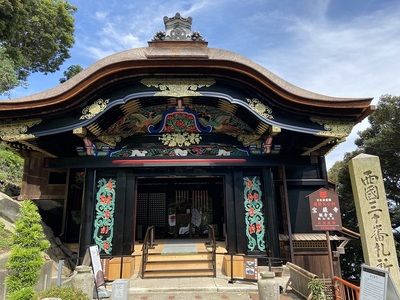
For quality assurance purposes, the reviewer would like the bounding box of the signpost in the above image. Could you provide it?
[308,188,342,283]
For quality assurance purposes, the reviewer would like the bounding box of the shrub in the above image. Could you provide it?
[38,286,89,300]
[5,200,50,300]
[0,221,12,252]
[308,278,327,300]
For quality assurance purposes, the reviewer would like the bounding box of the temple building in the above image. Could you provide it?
[0,13,373,278]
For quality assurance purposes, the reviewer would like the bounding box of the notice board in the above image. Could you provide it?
[360,264,400,300]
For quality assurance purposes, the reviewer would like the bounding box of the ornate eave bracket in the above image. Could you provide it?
[246,98,274,120]
[0,119,41,141]
[311,117,354,138]
[141,78,216,97]
[80,98,110,120]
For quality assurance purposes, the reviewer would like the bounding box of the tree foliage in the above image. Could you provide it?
[328,95,400,279]
[0,0,77,93]
[355,95,400,205]
[0,48,23,96]
[5,200,50,300]
[0,144,24,196]
[59,64,83,83]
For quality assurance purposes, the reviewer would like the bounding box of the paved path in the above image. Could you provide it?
[106,271,303,300]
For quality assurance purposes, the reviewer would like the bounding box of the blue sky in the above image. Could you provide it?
[4,0,400,169]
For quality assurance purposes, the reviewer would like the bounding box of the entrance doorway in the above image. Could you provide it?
[135,177,225,240]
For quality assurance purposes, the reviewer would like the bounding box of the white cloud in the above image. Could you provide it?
[244,3,400,168]
[94,11,108,21]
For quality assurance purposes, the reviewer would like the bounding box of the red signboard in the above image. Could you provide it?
[308,188,342,231]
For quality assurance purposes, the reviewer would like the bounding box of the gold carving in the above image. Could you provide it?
[141,78,216,97]
[80,98,110,120]
[20,141,57,158]
[159,132,201,147]
[236,134,261,147]
[0,119,41,141]
[97,135,122,148]
[246,98,273,119]
[73,127,87,137]
[311,117,354,138]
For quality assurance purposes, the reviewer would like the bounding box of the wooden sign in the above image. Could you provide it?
[308,188,342,231]
[243,256,258,280]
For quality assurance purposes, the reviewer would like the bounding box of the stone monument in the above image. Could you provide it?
[349,154,400,292]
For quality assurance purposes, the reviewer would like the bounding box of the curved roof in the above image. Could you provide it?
[0,14,374,160]
[0,44,373,119]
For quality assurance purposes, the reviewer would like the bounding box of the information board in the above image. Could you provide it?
[360,264,400,300]
[89,245,105,287]
[243,256,258,280]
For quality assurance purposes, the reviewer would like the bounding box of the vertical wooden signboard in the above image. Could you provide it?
[308,188,342,282]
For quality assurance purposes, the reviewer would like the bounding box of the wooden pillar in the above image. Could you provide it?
[113,169,127,256]
[224,172,236,253]
[123,171,136,254]
[78,168,97,259]
[263,168,280,258]
[233,170,246,254]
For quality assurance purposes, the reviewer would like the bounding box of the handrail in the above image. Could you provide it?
[334,276,360,300]
[140,225,155,279]
[208,224,217,277]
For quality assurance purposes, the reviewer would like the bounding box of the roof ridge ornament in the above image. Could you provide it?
[152,12,205,42]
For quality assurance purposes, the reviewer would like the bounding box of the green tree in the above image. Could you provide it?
[5,200,50,300]
[0,144,24,196]
[59,64,83,83]
[328,95,400,278]
[329,151,364,279]
[355,95,400,206]
[0,0,77,94]
[0,48,25,96]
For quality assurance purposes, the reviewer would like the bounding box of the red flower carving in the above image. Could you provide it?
[105,210,110,219]
[103,241,109,250]
[106,181,114,190]
[247,193,253,201]
[249,207,255,216]
[246,179,252,188]
[249,224,256,234]
[253,193,259,201]
[100,226,109,234]
[256,223,262,232]
[175,119,186,128]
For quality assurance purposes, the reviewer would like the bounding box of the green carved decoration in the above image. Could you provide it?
[93,178,116,254]
[243,176,266,252]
